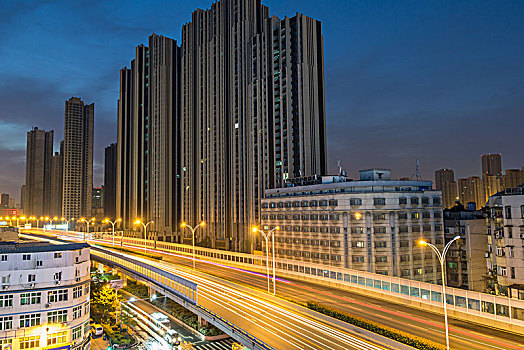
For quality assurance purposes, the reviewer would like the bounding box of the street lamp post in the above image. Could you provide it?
[180,221,205,269]
[80,218,96,241]
[49,216,58,229]
[252,226,280,295]
[105,218,122,246]
[134,219,154,253]
[419,235,461,350]
[37,216,44,228]
[63,217,75,231]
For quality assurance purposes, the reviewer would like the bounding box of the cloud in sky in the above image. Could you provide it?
[1,0,523,202]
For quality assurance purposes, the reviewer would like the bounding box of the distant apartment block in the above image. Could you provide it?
[503,168,524,189]
[261,169,444,283]
[0,194,9,209]
[482,153,502,176]
[458,176,484,210]
[435,168,457,209]
[24,127,53,217]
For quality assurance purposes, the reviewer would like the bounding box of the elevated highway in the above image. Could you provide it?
[23,229,524,350]
[22,231,397,350]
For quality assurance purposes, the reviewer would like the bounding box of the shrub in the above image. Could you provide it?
[306,301,445,350]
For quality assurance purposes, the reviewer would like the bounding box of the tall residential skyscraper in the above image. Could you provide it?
[20,185,25,211]
[117,34,181,240]
[458,176,484,209]
[24,127,54,216]
[50,141,64,217]
[117,0,327,251]
[62,97,94,219]
[180,0,326,251]
[0,194,8,209]
[104,143,117,219]
[481,153,502,176]
[434,169,457,208]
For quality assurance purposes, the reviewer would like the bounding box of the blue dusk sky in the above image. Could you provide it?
[1,0,523,201]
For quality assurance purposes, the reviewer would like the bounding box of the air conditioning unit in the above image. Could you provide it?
[520,233,524,239]
[45,303,51,309]
[54,280,60,285]
[75,277,80,282]
[28,282,35,288]
[1,285,8,290]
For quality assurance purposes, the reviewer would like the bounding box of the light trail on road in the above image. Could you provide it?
[25,229,524,350]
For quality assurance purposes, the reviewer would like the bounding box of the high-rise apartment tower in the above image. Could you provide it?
[434,169,457,209]
[117,0,327,251]
[104,143,117,219]
[24,127,54,217]
[62,97,94,219]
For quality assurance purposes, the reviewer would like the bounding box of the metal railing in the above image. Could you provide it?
[91,246,198,304]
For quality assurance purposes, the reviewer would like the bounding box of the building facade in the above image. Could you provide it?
[24,127,54,217]
[481,153,502,176]
[444,206,487,291]
[50,142,64,217]
[104,143,117,219]
[116,34,181,242]
[179,0,326,251]
[435,168,457,209]
[0,242,91,350]
[486,185,524,299]
[261,169,444,283]
[503,168,524,189]
[458,176,484,210]
[62,97,94,219]
[0,194,9,209]
[117,0,327,251]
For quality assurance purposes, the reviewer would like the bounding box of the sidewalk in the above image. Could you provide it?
[91,336,110,350]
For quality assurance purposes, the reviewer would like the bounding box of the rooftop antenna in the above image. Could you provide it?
[410,159,422,180]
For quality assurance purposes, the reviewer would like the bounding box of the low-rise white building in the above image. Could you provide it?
[261,169,445,283]
[486,185,524,299]
[0,242,91,350]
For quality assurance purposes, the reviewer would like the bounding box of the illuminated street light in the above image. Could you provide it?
[104,218,122,246]
[252,226,280,295]
[180,221,205,269]
[48,216,58,229]
[79,217,95,241]
[419,235,460,350]
[134,219,154,253]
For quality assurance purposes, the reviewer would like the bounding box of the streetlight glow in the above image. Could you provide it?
[134,219,154,253]
[180,221,205,269]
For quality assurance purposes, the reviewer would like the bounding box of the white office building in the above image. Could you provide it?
[0,242,90,350]
[261,169,444,283]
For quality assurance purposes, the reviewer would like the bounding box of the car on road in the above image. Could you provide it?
[91,323,104,336]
